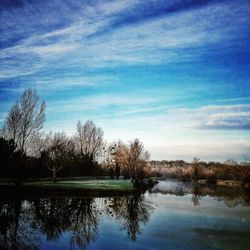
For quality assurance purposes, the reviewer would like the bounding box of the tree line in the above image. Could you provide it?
[151,157,250,185]
[0,89,151,187]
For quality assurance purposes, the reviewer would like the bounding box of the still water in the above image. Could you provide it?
[0,180,250,249]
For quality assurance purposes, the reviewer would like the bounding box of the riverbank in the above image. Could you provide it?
[197,179,250,188]
[0,178,156,198]
[157,177,250,189]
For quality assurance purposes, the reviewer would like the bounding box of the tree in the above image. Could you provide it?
[108,140,130,179]
[127,139,150,187]
[115,160,120,180]
[224,159,238,166]
[41,132,68,182]
[75,120,104,175]
[0,137,16,177]
[100,142,110,173]
[0,137,25,185]
[1,88,46,155]
[191,157,203,182]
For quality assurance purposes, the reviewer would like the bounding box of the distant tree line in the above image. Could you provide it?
[150,157,250,186]
[0,89,151,187]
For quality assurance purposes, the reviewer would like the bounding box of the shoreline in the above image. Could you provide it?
[157,177,250,189]
[0,178,158,199]
[0,184,142,199]
[198,179,250,189]
[0,178,248,200]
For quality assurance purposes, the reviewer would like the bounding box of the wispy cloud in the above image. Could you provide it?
[1,0,250,81]
[47,94,158,113]
[1,0,250,161]
[166,104,250,130]
[43,102,250,162]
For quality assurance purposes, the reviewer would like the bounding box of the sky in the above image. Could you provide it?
[0,0,250,162]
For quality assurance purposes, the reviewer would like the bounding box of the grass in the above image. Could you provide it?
[0,177,136,195]
[0,178,136,197]
[30,176,113,181]
[24,179,134,190]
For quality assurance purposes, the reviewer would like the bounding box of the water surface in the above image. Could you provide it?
[0,180,250,249]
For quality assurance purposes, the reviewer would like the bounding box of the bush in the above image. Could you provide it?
[192,163,203,182]
[241,169,250,186]
[206,173,217,184]
[176,168,192,182]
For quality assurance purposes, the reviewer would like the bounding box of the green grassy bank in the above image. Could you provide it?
[24,179,134,190]
[0,178,139,197]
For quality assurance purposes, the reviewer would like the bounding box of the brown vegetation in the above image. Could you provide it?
[150,159,250,187]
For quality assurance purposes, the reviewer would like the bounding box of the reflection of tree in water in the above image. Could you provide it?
[0,200,40,249]
[194,185,250,208]
[108,194,154,241]
[32,197,100,249]
[215,194,245,208]
[153,180,250,208]
[191,185,202,206]
[68,198,101,249]
[190,184,250,208]
[0,195,154,248]
[32,198,72,240]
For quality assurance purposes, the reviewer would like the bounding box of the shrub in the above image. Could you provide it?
[241,169,250,186]
[206,173,217,184]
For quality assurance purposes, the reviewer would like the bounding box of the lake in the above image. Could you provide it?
[0,180,250,249]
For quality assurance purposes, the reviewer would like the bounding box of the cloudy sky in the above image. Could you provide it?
[0,0,250,162]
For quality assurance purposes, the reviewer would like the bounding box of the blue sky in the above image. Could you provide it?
[0,0,250,162]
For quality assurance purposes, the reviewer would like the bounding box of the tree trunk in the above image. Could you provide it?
[53,169,56,183]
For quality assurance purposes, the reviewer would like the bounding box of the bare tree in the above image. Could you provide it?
[1,101,22,143]
[42,132,68,182]
[75,120,104,174]
[1,88,46,155]
[224,159,238,166]
[26,131,52,157]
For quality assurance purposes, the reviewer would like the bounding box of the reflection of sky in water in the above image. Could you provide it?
[151,193,250,218]
[146,194,250,249]
[1,180,250,250]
